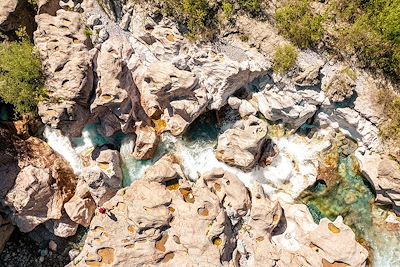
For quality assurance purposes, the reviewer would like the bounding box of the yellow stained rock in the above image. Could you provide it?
[213,237,222,247]
[155,234,168,252]
[328,223,341,234]
[152,118,167,134]
[180,188,195,203]
[166,33,175,42]
[161,252,175,263]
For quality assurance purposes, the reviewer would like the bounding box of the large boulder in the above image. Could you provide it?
[134,61,208,136]
[357,152,400,214]
[272,204,368,267]
[35,9,94,136]
[132,125,160,160]
[91,35,145,136]
[322,66,356,102]
[216,116,268,170]
[82,148,122,206]
[2,135,77,233]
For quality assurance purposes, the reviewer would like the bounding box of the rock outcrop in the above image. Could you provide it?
[68,155,368,267]
[0,214,14,253]
[35,9,94,136]
[82,147,123,206]
[357,152,400,214]
[216,116,268,170]
[0,128,77,234]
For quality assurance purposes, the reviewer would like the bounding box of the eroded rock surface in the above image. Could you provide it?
[216,116,268,170]
[68,155,368,267]
[357,152,400,214]
[35,9,94,136]
[0,130,77,234]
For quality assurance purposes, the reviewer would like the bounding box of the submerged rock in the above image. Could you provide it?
[216,116,268,170]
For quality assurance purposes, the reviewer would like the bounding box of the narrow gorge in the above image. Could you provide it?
[0,0,399,266]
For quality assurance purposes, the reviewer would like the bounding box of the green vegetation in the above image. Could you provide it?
[239,0,262,15]
[336,0,400,77]
[275,0,324,48]
[143,0,265,39]
[0,28,45,116]
[377,89,400,143]
[273,44,298,74]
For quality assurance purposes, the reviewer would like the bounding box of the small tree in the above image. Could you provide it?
[273,44,298,75]
[0,29,45,116]
[275,0,324,48]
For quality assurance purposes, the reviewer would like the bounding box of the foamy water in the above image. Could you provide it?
[120,129,331,202]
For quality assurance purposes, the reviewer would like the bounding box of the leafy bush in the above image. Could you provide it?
[239,0,262,15]
[0,31,45,116]
[331,0,400,78]
[146,0,266,39]
[273,44,298,74]
[275,0,324,48]
[376,89,400,142]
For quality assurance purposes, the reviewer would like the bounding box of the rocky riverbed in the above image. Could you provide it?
[1,0,400,266]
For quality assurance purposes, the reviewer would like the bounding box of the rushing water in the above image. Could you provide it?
[43,112,400,266]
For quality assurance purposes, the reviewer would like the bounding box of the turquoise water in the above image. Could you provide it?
[301,148,400,266]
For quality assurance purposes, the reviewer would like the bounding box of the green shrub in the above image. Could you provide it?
[0,32,45,116]
[377,89,400,141]
[330,0,400,78]
[222,0,233,17]
[273,44,298,74]
[182,0,211,38]
[239,0,262,15]
[275,0,324,48]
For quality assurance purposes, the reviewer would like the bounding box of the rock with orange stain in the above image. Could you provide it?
[132,125,160,160]
[81,148,122,207]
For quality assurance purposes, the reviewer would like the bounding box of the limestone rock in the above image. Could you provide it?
[253,87,321,130]
[322,67,356,102]
[272,204,368,267]
[35,10,94,136]
[357,152,400,214]
[0,127,19,198]
[134,61,207,135]
[68,155,238,266]
[310,217,368,267]
[3,136,77,233]
[83,148,122,206]
[45,213,79,238]
[0,0,17,27]
[216,116,268,170]
[133,125,160,160]
[91,35,142,136]
[294,63,323,87]
[326,108,381,152]
[235,182,282,267]
[202,168,251,221]
[64,180,96,227]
